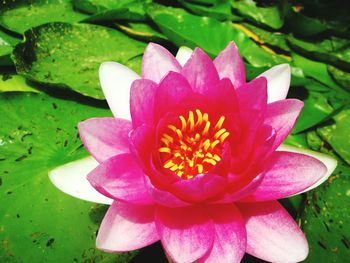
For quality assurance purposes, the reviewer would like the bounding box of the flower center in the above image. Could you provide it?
[158,109,230,180]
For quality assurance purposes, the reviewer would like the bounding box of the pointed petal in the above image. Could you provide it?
[264,99,304,150]
[97,201,158,252]
[199,204,246,263]
[78,118,132,163]
[181,48,220,94]
[142,43,181,83]
[243,151,327,201]
[214,41,245,88]
[130,79,157,127]
[237,201,309,263]
[99,62,139,120]
[236,77,267,112]
[48,157,112,205]
[277,144,337,194]
[88,153,153,205]
[176,46,193,66]
[155,205,214,263]
[259,64,291,103]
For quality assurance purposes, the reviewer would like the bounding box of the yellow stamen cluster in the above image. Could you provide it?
[158,109,230,180]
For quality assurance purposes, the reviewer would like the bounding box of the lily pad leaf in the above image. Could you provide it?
[328,65,350,92]
[0,92,136,262]
[115,22,167,42]
[12,22,146,100]
[0,74,39,93]
[0,0,87,34]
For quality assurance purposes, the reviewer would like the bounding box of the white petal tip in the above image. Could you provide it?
[278,144,337,194]
[48,156,113,205]
[176,46,193,67]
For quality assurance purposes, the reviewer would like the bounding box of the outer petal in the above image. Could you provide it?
[237,201,309,263]
[199,204,246,263]
[78,118,131,163]
[277,144,337,194]
[259,64,291,103]
[181,48,220,94]
[87,153,153,205]
[155,205,214,263]
[99,62,139,120]
[242,151,327,202]
[130,79,157,127]
[264,99,304,150]
[171,173,227,203]
[214,41,245,88]
[48,156,112,205]
[236,77,267,112]
[142,43,181,83]
[97,201,159,251]
[176,46,193,66]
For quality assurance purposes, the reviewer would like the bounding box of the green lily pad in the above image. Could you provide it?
[317,109,350,165]
[12,22,146,100]
[328,65,350,92]
[231,0,284,30]
[0,74,39,93]
[0,0,87,34]
[72,0,144,14]
[115,22,167,42]
[287,35,350,72]
[301,162,350,263]
[146,4,288,67]
[0,30,20,65]
[0,92,136,262]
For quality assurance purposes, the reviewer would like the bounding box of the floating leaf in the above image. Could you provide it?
[328,65,350,92]
[13,22,146,100]
[0,92,136,262]
[0,74,39,93]
[317,109,350,165]
[0,0,87,34]
[72,0,146,14]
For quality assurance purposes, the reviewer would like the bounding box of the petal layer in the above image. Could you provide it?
[142,43,181,83]
[78,118,131,162]
[48,156,112,205]
[199,204,246,263]
[243,151,327,201]
[87,153,153,205]
[237,201,309,263]
[97,201,158,251]
[155,205,214,263]
[99,62,139,120]
[259,64,291,103]
[176,46,193,66]
[277,144,337,194]
[214,41,245,88]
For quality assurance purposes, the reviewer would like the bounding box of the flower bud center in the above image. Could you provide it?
[159,109,230,180]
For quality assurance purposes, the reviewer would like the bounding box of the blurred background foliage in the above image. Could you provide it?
[0,0,349,262]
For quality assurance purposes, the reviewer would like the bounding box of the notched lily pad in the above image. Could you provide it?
[13,22,146,100]
[0,0,87,34]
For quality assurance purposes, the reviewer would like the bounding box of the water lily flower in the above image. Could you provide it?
[49,42,337,263]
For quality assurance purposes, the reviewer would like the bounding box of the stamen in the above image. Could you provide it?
[202,121,211,135]
[215,116,225,130]
[214,128,226,139]
[179,115,187,131]
[159,147,171,153]
[195,109,203,126]
[188,111,195,131]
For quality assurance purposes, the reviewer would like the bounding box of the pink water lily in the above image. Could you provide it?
[49,42,337,263]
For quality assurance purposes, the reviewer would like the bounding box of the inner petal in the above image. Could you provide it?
[158,109,230,180]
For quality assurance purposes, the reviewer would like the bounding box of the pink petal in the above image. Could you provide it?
[78,118,131,163]
[87,153,154,205]
[99,62,139,120]
[145,176,191,208]
[142,43,181,83]
[214,41,245,89]
[237,201,309,262]
[242,151,327,202]
[264,99,304,150]
[130,79,157,127]
[181,48,220,94]
[277,144,337,194]
[176,46,193,66]
[170,173,227,203]
[236,77,267,112]
[259,64,291,103]
[199,204,246,263]
[154,71,194,119]
[155,205,214,263]
[96,201,159,252]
